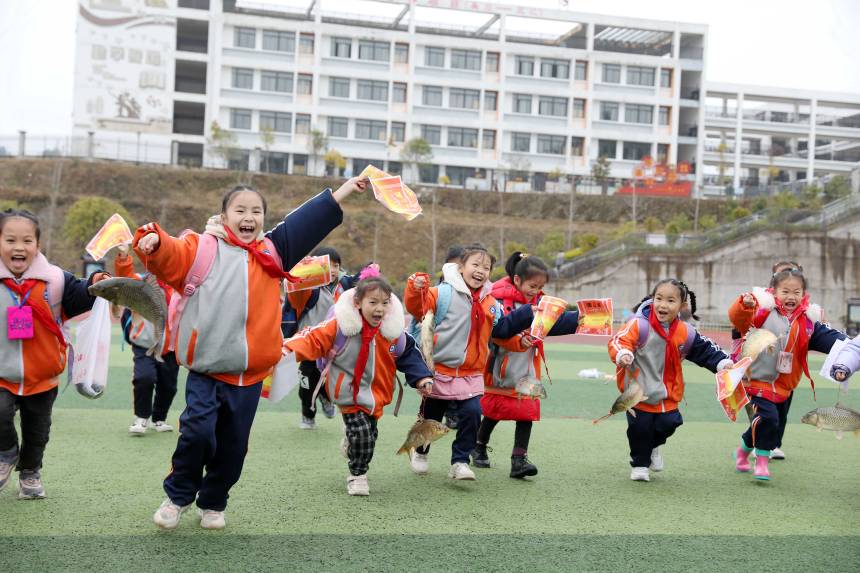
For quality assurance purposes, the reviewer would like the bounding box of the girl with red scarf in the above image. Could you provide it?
[609,280,732,482]
[285,273,433,496]
[729,269,845,480]
[473,252,580,479]
[135,180,366,530]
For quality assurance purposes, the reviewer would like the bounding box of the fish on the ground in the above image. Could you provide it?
[396,417,449,455]
[420,310,435,371]
[593,376,648,424]
[800,404,860,439]
[515,376,547,399]
[88,275,167,360]
[740,328,778,363]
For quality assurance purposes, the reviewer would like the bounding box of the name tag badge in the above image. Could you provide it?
[777,351,793,374]
[7,305,34,340]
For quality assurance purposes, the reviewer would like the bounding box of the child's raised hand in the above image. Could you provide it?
[412,274,429,290]
[521,334,537,349]
[416,378,434,397]
[742,293,756,308]
[137,233,160,255]
[332,176,370,204]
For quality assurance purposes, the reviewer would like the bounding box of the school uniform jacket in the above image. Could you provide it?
[285,289,431,418]
[132,189,343,387]
[0,253,98,396]
[114,254,174,355]
[729,290,844,401]
[609,302,729,413]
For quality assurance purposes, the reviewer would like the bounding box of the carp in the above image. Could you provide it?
[740,328,778,363]
[396,418,449,455]
[515,376,547,399]
[800,404,860,439]
[89,275,167,360]
[419,310,435,371]
[593,378,648,424]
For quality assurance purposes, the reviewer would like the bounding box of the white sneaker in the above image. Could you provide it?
[630,467,650,482]
[197,508,226,530]
[410,452,429,475]
[129,417,149,435]
[153,499,190,529]
[770,447,786,460]
[346,474,370,496]
[649,447,664,472]
[153,421,173,433]
[448,462,476,481]
[300,416,316,430]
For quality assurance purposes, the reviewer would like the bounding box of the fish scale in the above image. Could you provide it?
[801,404,860,437]
[88,275,167,360]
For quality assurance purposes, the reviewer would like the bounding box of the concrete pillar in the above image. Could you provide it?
[733,92,743,190]
[87,131,95,160]
[17,131,26,157]
[808,98,817,181]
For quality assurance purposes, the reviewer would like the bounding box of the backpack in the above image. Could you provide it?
[406,282,454,353]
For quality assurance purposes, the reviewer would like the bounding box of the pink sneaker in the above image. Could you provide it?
[735,447,751,472]
[754,453,770,480]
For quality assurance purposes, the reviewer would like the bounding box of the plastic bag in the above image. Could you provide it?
[261,352,299,403]
[71,298,112,399]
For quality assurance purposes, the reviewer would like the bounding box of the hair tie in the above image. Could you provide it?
[358,265,381,281]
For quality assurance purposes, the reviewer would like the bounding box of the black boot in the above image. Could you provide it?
[471,443,491,468]
[510,454,538,479]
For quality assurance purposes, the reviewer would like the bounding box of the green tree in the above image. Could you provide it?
[664,213,692,235]
[260,126,275,173]
[730,206,752,221]
[771,191,799,210]
[643,216,662,233]
[400,138,433,183]
[323,149,346,176]
[698,214,718,231]
[591,155,611,195]
[0,200,25,212]
[576,233,599,251]
[63,197,135,252]
[535,231,565,261]
[823,176,851,203]
[207,120,238,168]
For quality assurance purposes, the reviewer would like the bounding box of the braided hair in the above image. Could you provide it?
[632,278,699,321]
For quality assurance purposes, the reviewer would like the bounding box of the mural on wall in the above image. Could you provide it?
[74,0,176,134]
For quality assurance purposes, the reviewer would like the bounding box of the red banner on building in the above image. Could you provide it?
[616,181,693,197]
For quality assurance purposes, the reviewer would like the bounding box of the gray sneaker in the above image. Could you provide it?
[320,397,336,419]
[18,471,46,500]
[0,457,15,493]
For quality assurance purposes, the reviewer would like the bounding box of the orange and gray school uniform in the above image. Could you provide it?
[132,189,344,512]
[0,253,100,474]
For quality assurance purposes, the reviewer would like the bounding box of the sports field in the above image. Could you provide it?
[4,336,859,572]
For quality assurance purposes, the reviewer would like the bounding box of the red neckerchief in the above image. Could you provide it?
[753,291,815,399]
[223,226,299,282]
[351,318,380,405]
[3,278,67,349]
[648,308,681,393]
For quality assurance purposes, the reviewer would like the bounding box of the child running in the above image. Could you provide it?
[404,244,533,480]
[729,268,845,480]
[473,252,580,478]
[609,279,732,482]
[0,209,108,499]
[284,270,434,495]
[135,179,366,530]
[114,244,180,435]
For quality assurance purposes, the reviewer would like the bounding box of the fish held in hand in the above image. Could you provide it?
[593,379,647,424]
[396,418,449,455]
[420,310,435,371]
[88,275,167,360]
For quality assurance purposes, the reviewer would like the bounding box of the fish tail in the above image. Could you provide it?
[396,446,408,455]
[592,413,613,425]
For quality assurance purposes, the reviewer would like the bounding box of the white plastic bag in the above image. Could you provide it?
[262,352,299,403]
[71,298,112,399]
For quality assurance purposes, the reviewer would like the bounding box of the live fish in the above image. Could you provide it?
[89,275,167,360]
[420,310,435,371]
[396,418,449,455]
[800,404,860,439]
[593,378,648,424]
[740,328,778,363]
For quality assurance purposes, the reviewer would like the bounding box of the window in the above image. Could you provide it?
[234,27,255,49]
[625,104,653,124]
[179,0,209,8]
[297,74,312,95]
[329,77,350,98]
[262,30,295,52]
[447,127,478,148]
[292,154,307,174]
[599,101,619,121]
[571,136,584,156]
[573,98,586,118]
[358,40,389,62]
[486,51,500,72]
[514,94,532,114]
[261,151,288,174]
[419,164,439,184]
[540,58,569,79]
[231,67,253,89]
[230,108,252,130]
[574,60,587,81]
[598,139,616,158]
[602,63,620,83]
[355,119,386,140]
[261,70,293,93]
[659,106,671,126]
[421,125,441,145]
[516,56,534,76]
[425,47,445,67]
[357,79,388,101]
[332,37,351,58]
[173,101,205,135]
[512,132,530,152]
[228,150,250,171]
[446,166,468,186]
[394,42,409,63]
[660,68,672,88]
[177,19,208,53]
[175,60,207,94]
[299,33,314,55]
[392,82,407,103]
[391,121,405,142]
[537,134,565,155]
[387,161,402,174]
[451,49,481,71]
[482,129,496,150]
[449,88,480,109]
[484,90,497,111]
[657,143,670,163]
[627,65,655,86]
[539,96,568,117]
[295,113,310,134]
[327,116,348,137]
[623,141,651,160]
[422,85,442,106]
[259,111,292,133]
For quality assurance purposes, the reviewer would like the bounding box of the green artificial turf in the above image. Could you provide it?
[3,339,859,572]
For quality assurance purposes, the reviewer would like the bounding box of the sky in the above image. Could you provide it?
[1,0,859,134]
